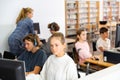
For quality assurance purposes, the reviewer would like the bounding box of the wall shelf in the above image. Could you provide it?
[65,0,99,37]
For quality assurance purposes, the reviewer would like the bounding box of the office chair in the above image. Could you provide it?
[0,53,2,58]
[3,51,16,59]
[72,47,81,78]
[72,47,97,76]
[92,41,97,52]
[92,40,97,56]
[40,38,46,44]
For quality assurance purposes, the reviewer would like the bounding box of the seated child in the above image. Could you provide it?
[96,27,111,61]
[26,32,78,80]
[75,28,92,64]
[18,33,47,75]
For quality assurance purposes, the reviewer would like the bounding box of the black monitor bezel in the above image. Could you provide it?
[33,23,40,34]
[0,59,25,80]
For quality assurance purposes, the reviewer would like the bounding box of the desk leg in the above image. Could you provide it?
[86,63,90,75]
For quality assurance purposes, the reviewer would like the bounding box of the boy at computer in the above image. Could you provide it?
[96,27,111,61]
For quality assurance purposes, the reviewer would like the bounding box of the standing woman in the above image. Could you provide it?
[8,7,35,56]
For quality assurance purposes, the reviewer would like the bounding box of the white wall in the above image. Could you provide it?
[0,0,104,54]
[0,0,65,54]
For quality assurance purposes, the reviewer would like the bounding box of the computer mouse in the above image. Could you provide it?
[95,57,99,60]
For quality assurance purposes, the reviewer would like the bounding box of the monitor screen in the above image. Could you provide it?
[33,23,40,34]
[104,50,120,64]
[0,59,25,80]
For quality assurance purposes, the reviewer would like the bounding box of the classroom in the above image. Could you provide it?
[0,0,120,80]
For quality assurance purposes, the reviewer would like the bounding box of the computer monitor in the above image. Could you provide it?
[0,59,25,80]
[104,50,120,64]
[115,24,120,47]
[33,23,40,34]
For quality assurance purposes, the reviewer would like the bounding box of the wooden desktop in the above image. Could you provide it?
[79,58,115,75]
[85,58,114,67]
[78,63,120,80]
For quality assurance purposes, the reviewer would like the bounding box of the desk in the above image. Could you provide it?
[78,63,120,80]
[85,59,114,67]
[79,59,114,75]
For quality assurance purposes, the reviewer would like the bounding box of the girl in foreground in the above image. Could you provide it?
[26,32,78,80]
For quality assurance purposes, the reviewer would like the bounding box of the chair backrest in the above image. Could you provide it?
[40,38,46,44]
[73,47,79,64]
[3,51,16,59]
[92,41,97,51]
[0,53,2,58]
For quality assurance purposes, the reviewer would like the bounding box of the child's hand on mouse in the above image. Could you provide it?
[91,56,99,61]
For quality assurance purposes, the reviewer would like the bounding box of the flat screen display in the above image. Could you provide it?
[33,23,40,34]
[0,59,25,80]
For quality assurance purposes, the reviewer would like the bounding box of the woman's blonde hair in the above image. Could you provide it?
[16,7,33,24]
